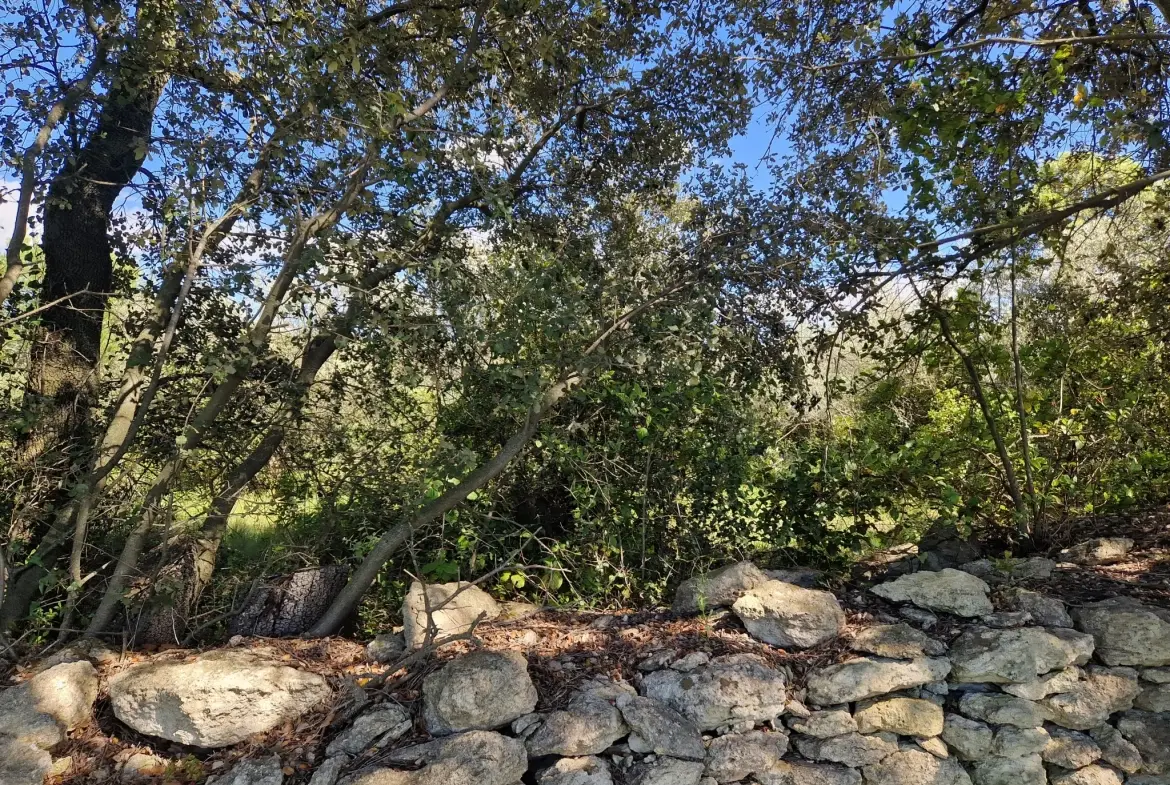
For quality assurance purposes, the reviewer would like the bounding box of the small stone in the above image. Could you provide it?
[990,726,1049,758]
[1003,666,1084,701]
[1042,726,1101,769]
[792,732,898,767]
[1142,668,1170,684]
[1073,597,1170,667]
[641,654,787,731]
[402,581,501,649]
[618,695,705,761]
[732,581,845,649]
[1049,764,1125,785]
[1058,537,1134,565]
[759,760,862,785]
[805,657,951,705]
[673,562,769,615]
[979,611,1032,628]
[536,756,613,785]
[941,714,993,761]
[899,607,939,629]
[1137,684,1170,712]
[1042,667,1140,729]
[372,730,528,785]
[1090,723,1143,773]
[1002,588,1073,628]
[948,626,1094,684]
[958,693,1050,728]
[871,569,993,617]
[672,652,712,672]
[917,737,950,758]
[1119,709,1170,774]
[786,710,857,739]
[366,633,405,663]
[206,756,284,785]
[422,650,538,734]
[525,682,632,757]
[308,756,349,785]
[327,705,412,756]
[970,754,1046,785]
[851,624,947,660]
[860,748,971,785]
[626,757,705,785]
[854,697,943,737]
[704,730,789,783]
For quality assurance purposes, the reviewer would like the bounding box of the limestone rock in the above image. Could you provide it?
[851,624,947,660]
[1042,667,1141,729]
[365,730,527,785]
[1042,726,1101,769]
[732,581,845,649]
[423,650,537,734]
[704,730,789,783]
[1130,776,1170,785]
[854,697,944,737]
[109,650,331,748]
[1058,537,1134,566]
[626,757,705,785]
[524,683,630,757]
[792,731,898,767]
[1049,765,1124,785]
[641,653,787,730]
[970,754,1046,785]
[961,557,1055,584]
[1003,588,1073,628]
[366,633,406,663]
[0,738,52,785]
[948,626,1094,684]
[1089,723,1143,773]
[1137,683,1170,712]
[207,756,284,785]
[979,611,1032,628]
[786,710,858,739]
[990,726,1049,758]
[673,562,768,615]
[536,756,613,785]
[765,568,823,588]
[806,657,951,706]
[1003,666,1083,701]
[1073,598,1170,667]
[757,760,861,785]
[918,736,950,758]
[870,569,993,618]
[861,748,972,785]
[941,714,993,760]
[1118,709,1170,774]
[0,659,98,739]
[958,693,1050,728]
[1143,668,1170,684]
[309,756,350,785]
[327,704,412,756]
[402,582,501,649]
[618,695,705,761]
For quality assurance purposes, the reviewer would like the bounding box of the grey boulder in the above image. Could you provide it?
[423,650,537,734]
[618,694,705,760]
[1073,598,1170,667]
[732,580,845,649]
[673,562,769,615]
[806,657,951,706]
[641,653,787,730]
[948,626,1094,684]
[870,569,993,618]
[861,748,972,785]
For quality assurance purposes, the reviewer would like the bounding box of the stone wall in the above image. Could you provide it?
[4,536,1170,785]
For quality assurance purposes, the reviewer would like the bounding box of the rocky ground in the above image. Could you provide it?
[2,510,1170,785]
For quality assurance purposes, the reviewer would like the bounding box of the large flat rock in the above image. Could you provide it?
[109,650,331,748]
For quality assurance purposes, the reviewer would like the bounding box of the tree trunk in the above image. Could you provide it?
[10,0,175,558]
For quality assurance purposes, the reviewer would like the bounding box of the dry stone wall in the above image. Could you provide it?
[2,535,1168,785]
